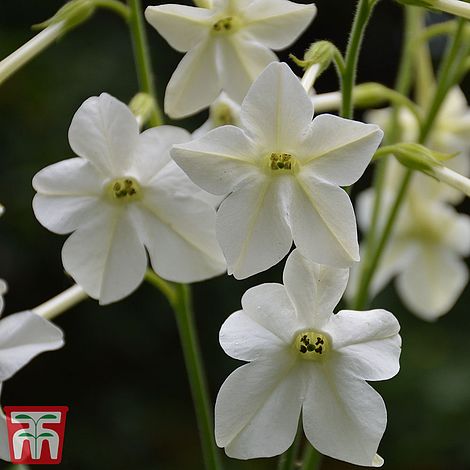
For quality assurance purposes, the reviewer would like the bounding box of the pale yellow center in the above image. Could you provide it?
[212,103,235,126]
[294,331,330,361]
[212,16,237,34]
[268,152,298,173]
[106,177,142,203]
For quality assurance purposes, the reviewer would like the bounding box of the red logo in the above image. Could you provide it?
[4,406,68,464]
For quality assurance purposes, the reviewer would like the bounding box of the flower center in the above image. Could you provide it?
[212,103,235,126]
[294,331,329,361]
[212,16,237,34]
[106,177,142,203]
[268,152,298,173]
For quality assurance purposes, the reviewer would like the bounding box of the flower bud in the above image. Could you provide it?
[391,142,454,173]
[129,93,155,127]
[34,0,96,32]
[290,41,337,76]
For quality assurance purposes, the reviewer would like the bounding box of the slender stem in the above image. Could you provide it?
[435,0,470,19]
[431,165,470,197]
[277,427,303,470]
[420,20,457,42]
[301,444,322,470]
[33,284,88,320]
[128,0,164,126]
[95,0,131,20]
[340,0,378,118]
[147,275,222,470]
[170,284,222,470]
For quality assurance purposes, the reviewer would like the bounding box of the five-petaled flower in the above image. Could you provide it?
[172,62,384,278]
[353,180,470,320]
[215,249,401,466]
[33,93,226,305]
[145,0,317,118]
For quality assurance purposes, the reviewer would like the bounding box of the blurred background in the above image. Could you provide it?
[0,1,469,468]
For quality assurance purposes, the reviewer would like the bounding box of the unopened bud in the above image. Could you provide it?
[290,41,337,76]
[34,0,95,32]
[391,143,455,173]
[129,93,155,127]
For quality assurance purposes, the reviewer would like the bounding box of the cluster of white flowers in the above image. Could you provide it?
[3,0,470,467]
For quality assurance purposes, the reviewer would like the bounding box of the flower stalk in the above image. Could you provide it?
[33,284,88,320]
[128,0,164,126]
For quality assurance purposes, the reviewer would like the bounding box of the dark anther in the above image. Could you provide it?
[300,345,307,353]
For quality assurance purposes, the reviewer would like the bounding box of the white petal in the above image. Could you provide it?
[299,114,383,186]
[219,310,286,361]
[242,0,317,49]
[302,367,387,467]
[444,212,470,256]
[171,125,260,195]
[396,246,468,320]
[240,62,313,151]
[135,176,226,282]
[164,38,220,118]
[68,93,139,176]
[217,176,293,278]
[0,280,6,316]
[283,249,348,329]
[217,34,278,103]
[0,311,64,381]
[324,309,401,381]
[132,125,191,185]
[145,4,212,52]
[215,358,304,459]
[241,283,299,344]
[290,176,359,267]
[62,208,147,305]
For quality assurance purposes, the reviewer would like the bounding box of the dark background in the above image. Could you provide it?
[0,1,469,469]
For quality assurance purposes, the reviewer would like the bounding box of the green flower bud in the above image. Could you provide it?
[129,93,155,127]
[290,41,337,76]
[34,0,95,32]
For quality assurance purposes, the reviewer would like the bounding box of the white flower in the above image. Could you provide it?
[0,291,64,462]
[172,63,383,278]
[193,92,241,138]
[354,187,470,320]
[215,249,401,466]
[33,93,226,305]
[367,87,470,204]
[145,0,317,118]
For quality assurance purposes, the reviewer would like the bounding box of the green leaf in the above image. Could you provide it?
[17,432,34,438]
[14,414,33,420]
[38,432,54,438]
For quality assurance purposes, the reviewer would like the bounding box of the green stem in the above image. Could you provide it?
[146,273,222,470]
[301,444,322,470]
[277,428,302,470]
[128,0,164,126]
[353,13,469,310]
[95,0,130,20]
[341,0,378,118]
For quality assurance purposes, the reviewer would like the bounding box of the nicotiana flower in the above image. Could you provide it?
[215,249,401,466]
[0,289,64,461]
[145,0,317,118]
[367,86,470,204]
[172,63,383,278]
[193,92,241,138]
[353,187,470,320]
[33,93,226,305]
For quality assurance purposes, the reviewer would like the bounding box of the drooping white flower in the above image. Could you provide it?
[193,93,241,138]
[353,186,470,320]
[215,249,401,466]
[145,0,317,118]
[367,86,470,204]
[33,93,226,305]
[172,63,383,278]
[0,289,64,462]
